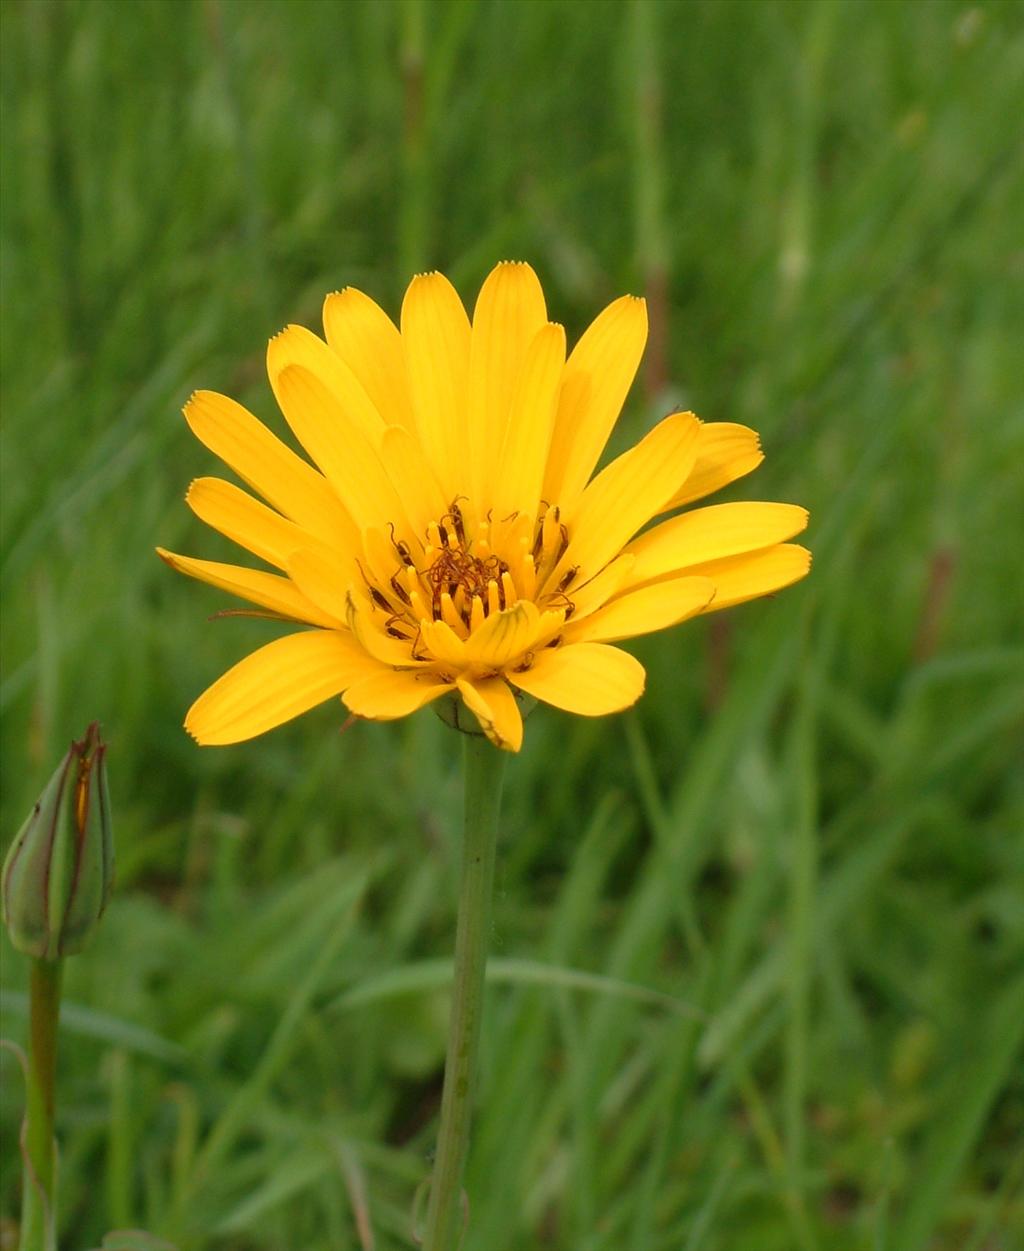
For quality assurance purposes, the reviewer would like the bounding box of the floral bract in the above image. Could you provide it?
[160,262,809,751]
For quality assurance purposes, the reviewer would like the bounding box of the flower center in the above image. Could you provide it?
[363,502,577,655]
[427,545,509,611]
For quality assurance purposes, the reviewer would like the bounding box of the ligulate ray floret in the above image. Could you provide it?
[159,261,810,751]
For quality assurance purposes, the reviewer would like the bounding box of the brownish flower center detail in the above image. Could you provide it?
[364,502,580,656]
[428,545,509,613]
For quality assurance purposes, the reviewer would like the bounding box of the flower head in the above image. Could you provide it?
[160,262,809,751]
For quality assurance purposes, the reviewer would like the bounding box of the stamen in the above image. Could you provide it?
[440,591,466,637]
[387,522,416,568]
[409,587,430,623]
[441,498,467,547]
[531,516,545,563]
[519,552,537,600]
[546,591,575,621]
[364,525,399,588]
[385,501,532,650]
[541,505,562,560]
[501,570,516,609]
[486,579,501,615]
[536,504,569,574]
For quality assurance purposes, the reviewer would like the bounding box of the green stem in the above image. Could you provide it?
[423,734,506,1251]
[20,957,62,1251]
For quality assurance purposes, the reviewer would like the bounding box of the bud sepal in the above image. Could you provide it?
[2,723,114,959]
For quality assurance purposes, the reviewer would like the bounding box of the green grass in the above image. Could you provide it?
[2,0,1023,1247]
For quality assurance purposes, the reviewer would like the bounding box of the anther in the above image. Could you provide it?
[441,498,467,548]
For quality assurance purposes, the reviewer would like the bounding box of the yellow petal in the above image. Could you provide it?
[267,324,384,444]
[456,677,524,752]
[467,261,548,504]
[557,411,702,582]
[157,548,340,627]
[322,287,414,429]
[286,543,356,622]
[380,424,449,544]
[419,619,468,669]
[492,321,566,524]
[464,600,541,672]
[345,590,427,668]
[626,502,809,586]
[688,544,812,612]
[272,364,406,534]
[664,422,764,510]
[183,390,354,545]
[342,669,453,719]
[543,295,648,512]
[510,642,645,716]
[186,629,378,745]
[533,606,570,651]
[566,576,715,644]
[186,477,309,570]
[566,554,637,621]
[401,272,471,500]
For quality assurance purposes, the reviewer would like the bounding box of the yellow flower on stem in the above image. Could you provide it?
[159,261,809,752]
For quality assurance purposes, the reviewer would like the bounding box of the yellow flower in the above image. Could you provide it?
[159,262,809,752]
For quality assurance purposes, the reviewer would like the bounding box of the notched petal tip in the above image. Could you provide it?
[322,285,373,319]
[183,388,236,429]
[266,324,312,372]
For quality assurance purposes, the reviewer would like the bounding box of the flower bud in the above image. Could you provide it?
[2,723,114,959]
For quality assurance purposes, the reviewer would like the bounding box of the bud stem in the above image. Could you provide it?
[422,735,506,1250]
[20,957,62,1251]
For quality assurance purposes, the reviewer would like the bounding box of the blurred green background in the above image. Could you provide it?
[2,0,1023,1248]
